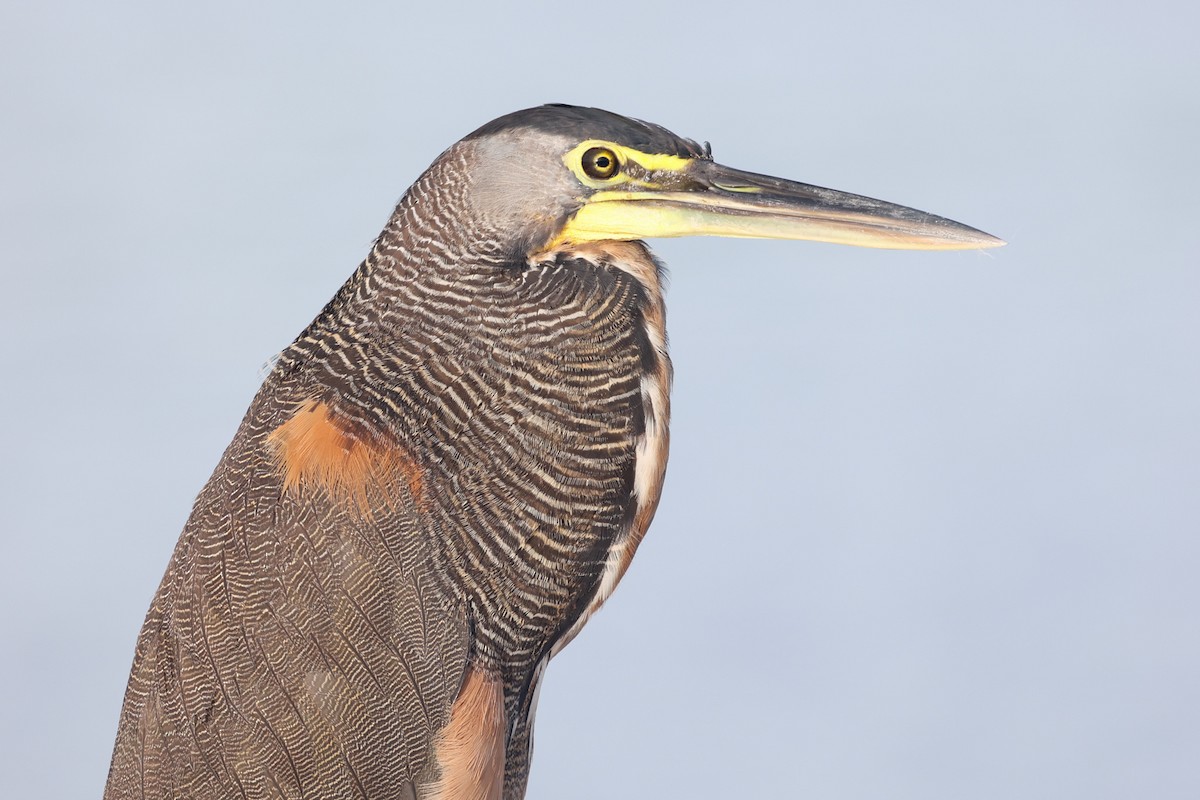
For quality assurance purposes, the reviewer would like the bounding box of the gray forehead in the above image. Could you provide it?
[464,104,706,158]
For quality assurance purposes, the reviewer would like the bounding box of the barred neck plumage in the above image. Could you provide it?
[308,144,521,328]
[269,154,672,688]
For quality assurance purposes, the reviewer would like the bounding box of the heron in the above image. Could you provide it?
[104,104,1002,800]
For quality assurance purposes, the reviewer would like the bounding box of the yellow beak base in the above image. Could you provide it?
[555,161,1004,252]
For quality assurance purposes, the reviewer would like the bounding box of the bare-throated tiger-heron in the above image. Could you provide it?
[104,105,1003,800]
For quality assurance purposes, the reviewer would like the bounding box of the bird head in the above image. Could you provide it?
[417,104,1003,264]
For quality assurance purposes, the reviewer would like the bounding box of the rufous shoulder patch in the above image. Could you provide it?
[267,399,426,514]
[422,665,506,800]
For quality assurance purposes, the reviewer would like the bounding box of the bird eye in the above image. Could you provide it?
[581,147,620,180]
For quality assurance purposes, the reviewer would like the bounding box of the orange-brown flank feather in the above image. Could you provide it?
[423,666,507,800]
[268,399,426,514]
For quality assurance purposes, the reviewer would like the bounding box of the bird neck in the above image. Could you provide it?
[270,191,673,692]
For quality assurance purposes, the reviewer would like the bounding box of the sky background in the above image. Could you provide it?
[2,1,1198,798]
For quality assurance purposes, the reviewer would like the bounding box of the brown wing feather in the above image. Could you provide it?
[104,390,471,800]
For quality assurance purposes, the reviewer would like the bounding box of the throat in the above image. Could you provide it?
[534,240,667,312]
[538,239,674,658]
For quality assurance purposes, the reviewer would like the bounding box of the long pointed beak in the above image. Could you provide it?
[557,160,1004,251]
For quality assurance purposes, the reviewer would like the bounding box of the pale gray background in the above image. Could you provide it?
[2,1,1197,797]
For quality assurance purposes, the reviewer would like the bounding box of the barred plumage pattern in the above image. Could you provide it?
[105,131,672,800]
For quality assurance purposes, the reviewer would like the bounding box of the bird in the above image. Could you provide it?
[103,104,1002,800]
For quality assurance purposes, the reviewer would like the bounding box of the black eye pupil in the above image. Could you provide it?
[582,147,618,179]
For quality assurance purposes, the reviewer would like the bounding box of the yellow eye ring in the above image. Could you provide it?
[581,147,620,180]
